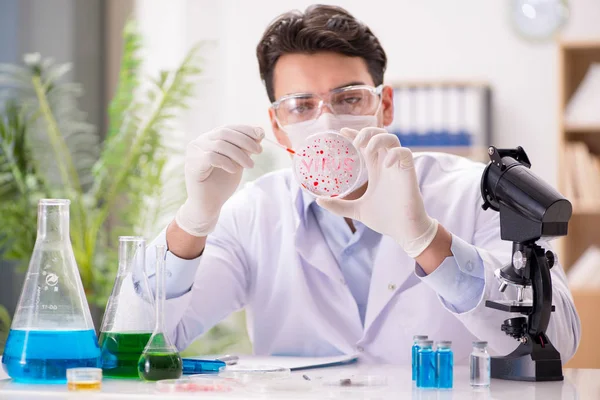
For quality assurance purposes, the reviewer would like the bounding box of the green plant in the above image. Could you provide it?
[0,21,200,305]
[0,304,10,354]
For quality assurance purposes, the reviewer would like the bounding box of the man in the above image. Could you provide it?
[149,5,580,364]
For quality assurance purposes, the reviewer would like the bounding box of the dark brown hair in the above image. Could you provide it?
[256,4,387,102]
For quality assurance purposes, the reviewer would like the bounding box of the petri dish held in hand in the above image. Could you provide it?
[293,130,366,198]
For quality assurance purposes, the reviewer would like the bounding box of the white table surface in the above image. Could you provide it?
[0,360,597,400]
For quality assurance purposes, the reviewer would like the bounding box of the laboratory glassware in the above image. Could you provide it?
[99,236,155,378]
[2,199,101,382]
[470,341,491,387]
[411,335,428,381]
[435,341,453,389]
[137,244,182,381]
[416,340,436,389]
[293,130,367,198]
[66,367,102,391]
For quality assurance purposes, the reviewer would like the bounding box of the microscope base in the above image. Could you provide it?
[490,342,563,382]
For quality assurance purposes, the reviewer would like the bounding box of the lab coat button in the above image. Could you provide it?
[466,261,473,272]
[356,346,364,353]
[340,278,346,285]
[388,283,396,291]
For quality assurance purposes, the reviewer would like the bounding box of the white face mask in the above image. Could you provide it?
[281,113,379,151]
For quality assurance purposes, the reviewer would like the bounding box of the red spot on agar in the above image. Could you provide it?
[314,181,319,186]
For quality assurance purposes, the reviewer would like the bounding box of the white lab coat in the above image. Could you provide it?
[159,152,580,364]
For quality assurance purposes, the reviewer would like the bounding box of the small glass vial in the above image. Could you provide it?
[470,341,491,387]
[435,341,453,389]
[412,335,428,381]
[417,340,436,389]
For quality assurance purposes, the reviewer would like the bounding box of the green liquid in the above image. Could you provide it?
[99,332,152,378]
[137,352,182,381]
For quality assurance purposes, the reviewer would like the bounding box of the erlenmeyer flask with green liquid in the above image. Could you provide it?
[2,199,101,382]
[99,237,155,378]
[137,244,182,381]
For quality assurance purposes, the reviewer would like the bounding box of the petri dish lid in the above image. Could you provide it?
[293,130,366,198]
[218,364,290,383]
[155,377,232,394]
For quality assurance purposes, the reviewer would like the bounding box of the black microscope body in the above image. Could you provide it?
[480,146,572,382]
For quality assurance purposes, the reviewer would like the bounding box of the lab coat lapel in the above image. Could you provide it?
[364,235,419,331]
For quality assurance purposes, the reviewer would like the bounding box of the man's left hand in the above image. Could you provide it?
[317,127,439,259]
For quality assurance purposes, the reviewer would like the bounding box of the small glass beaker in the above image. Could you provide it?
[2,199,101,382]
[293,130,367,198]
[99,236,155,378]
[137,245,182,381]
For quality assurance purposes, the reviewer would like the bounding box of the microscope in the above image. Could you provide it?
[480,146,572,382]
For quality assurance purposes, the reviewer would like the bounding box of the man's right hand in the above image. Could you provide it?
[174,125,264,237]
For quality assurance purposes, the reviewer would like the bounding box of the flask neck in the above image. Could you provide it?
[37,201,70,241]
[117,237,146,276]
[154,246,167,333]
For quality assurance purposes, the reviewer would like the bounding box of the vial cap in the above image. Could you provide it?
[418,340,434,347]
[436,341,452,348]
[413,335,428,341]
[473,341,488,348]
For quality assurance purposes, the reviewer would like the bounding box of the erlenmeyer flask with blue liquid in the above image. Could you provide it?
[2,199,101,382]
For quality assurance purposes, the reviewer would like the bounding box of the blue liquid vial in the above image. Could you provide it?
[436,341,453,389]
[412,335,428,381]
[417,340,436,389]
[2,329,101,383]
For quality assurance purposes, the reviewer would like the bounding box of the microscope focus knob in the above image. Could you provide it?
[512,250,527,270]
[545,250,557,269]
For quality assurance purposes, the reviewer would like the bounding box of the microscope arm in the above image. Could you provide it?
[528,244,554,339]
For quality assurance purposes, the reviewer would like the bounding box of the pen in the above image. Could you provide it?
[182,358,226,375]
[217,355,239,365]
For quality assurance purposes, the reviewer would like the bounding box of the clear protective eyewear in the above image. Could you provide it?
[272,84,383,126]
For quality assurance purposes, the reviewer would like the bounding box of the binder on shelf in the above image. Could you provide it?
[389,82,491,153]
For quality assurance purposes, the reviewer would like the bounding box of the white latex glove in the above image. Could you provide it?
[175,125,264,237]
[317,127,438,258]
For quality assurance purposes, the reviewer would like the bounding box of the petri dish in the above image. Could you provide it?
[293,130,367,198]
[218,364,290,383]
[155,377,232,393]
[66,367,102,392]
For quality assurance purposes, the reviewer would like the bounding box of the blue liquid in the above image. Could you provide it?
[2,329,101,383]
[411,343,420,381]
[417,347,436,389]
[436,347,453,389]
